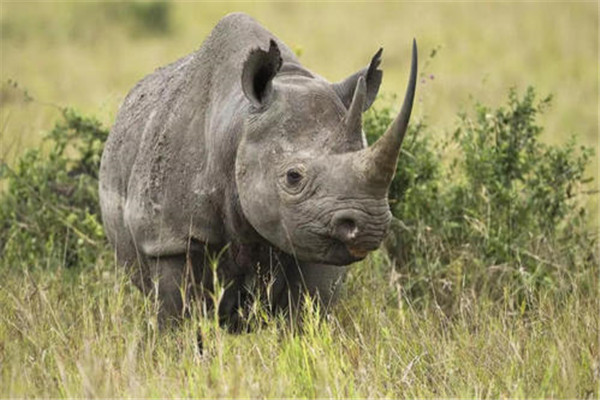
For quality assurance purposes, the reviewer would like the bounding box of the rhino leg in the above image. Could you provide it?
[145,254,193,324]
[283,262,349,312]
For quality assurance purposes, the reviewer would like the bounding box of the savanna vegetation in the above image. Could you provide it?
[1,2,598,398]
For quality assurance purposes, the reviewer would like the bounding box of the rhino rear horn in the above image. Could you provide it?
[344,76,366,138]
[332,48,383,111]
[242,39,283,108]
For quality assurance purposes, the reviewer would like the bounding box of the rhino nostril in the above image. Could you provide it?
[334,217,358,243]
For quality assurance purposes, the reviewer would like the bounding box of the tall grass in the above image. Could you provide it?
[1,255,597,398]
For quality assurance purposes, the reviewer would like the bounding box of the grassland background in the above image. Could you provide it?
[1,2,598,167]
[1,2,599,398]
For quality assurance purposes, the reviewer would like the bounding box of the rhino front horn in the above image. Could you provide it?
[362,39,418,193]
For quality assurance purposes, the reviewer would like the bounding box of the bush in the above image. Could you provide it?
[0,108,107,269]
[366,87,597,312]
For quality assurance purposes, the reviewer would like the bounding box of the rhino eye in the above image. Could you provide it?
[286,169,303,186]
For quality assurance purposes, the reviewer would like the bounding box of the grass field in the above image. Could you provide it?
[1,2,597,156]
[1,253,598,398]
[1,2,599,398]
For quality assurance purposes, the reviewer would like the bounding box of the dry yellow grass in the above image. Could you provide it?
[1,253,597,398]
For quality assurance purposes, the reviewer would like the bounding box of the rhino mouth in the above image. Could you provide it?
[346,246,371,259]
[321,237,381,265]
[285,233,373,265]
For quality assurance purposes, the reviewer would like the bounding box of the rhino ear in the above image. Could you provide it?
[332,48,383,111]
[242,39,283,108]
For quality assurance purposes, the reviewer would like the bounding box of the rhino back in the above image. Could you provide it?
[100,12,300,258]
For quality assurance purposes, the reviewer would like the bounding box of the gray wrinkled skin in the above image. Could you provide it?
[99,12,417,325]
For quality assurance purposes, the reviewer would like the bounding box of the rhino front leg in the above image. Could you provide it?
[284,262,349,312]
[146,254,191,324]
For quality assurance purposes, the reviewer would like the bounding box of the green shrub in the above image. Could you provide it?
[366,87,597,312]
[0,108,107,269]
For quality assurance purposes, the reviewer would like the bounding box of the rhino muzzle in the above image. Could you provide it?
[330,208,390,256]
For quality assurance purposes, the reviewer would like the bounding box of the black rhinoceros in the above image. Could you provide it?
[99,12,417,325]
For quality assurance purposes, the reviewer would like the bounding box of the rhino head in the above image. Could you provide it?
[235,39,417,266]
